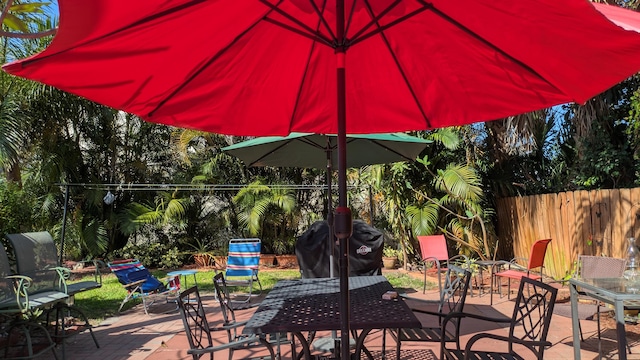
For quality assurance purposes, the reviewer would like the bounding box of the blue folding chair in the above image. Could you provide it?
[222,238,262,303]
[107,259,176,314]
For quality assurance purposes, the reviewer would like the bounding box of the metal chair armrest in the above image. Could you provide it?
[465,332,552,358]
[6,275,33,312]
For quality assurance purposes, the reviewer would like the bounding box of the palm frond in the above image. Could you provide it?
[406,202,439,235]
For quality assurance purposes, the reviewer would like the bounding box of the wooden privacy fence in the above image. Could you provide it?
[495,188,640,280]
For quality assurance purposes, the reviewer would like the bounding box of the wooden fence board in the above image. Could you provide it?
[496,188,640,279]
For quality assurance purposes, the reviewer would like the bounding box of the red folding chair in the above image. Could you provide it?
[418,235,468,294]
[492,238,551,305]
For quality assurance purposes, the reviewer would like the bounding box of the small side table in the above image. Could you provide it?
[167,269,198,292]
[474,260,501,300]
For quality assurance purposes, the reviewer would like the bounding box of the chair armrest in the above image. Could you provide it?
[507,257,528,271]
[6,275,33,312]
[212,320,248,331]
[54,266,71,293]
[464,332,552,357]
[421,256,442,269]
[441,311,511,328]
[411,308,449,319]
[448,254,470,266]
[83,259,105,284]
[123,279,146,292]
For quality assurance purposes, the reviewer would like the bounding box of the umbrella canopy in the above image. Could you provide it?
[6,2,640,358]
[223,132,431,281]
[5,1,640,136]
[594,3,640,33]
[222,132,431,168]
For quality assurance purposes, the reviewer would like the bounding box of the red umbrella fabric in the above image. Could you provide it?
[4,0,640,137]
[5,2,640,358]
[594,2,640,33]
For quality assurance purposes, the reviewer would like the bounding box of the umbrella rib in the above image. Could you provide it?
[348,0,404,44]
[247,139,295,167]
[259,0,335,46]
[150,4,279,117]
[350,2,431,47]
[418,0,562,92]
[359,0,433,128]
[14,0,209,67]
[287,18,326,133]
[367,140,419,161]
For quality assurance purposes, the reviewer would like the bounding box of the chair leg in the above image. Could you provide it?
[597,305,602,359]
[423,263,427,294]
[396,329,401,360]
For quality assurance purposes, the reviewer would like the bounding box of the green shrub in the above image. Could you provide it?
[114,242,186,269]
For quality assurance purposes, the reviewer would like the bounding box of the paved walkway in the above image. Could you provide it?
[36,270,640,359]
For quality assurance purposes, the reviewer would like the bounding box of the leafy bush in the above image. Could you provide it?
[113,242,186,269]
[0,182,35,236]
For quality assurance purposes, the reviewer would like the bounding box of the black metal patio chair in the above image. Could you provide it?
[390,264,472,360]
[441,276,558,360]
[177,279,275,360]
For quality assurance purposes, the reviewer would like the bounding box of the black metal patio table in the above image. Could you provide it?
[243,275,421,359]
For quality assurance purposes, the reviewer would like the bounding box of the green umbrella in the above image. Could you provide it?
[224,132,430,352]
[222,132,431,169]
[223,132,430,275]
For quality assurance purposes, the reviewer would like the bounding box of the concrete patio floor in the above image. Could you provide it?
[36,270,640,359]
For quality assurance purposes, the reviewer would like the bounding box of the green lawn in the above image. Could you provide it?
[71,269,429,323]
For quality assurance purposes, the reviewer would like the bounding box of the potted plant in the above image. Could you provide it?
[188,239,216,268]
[382,245,399,270]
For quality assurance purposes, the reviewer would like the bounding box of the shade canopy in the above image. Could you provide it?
[5,1,640,136]
[222,132,431,169]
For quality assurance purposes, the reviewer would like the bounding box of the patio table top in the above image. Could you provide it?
[242,276,421,334]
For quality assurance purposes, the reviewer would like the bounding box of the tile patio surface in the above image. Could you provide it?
[36,270,640,360]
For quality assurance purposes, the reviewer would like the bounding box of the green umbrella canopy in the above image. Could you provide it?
[222,132,431,169]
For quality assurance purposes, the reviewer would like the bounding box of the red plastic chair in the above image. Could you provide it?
[418,235,468,294]
[492,238,552,305]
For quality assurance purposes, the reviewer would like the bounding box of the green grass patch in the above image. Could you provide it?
[71,269,428,323]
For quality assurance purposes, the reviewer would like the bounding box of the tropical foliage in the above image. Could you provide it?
[3,1,640,272]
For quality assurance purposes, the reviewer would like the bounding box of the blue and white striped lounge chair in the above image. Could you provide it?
[222,238,262,303]
[107,259,177,314]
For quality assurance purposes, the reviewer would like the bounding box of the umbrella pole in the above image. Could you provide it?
[335,2,352,359]
[326,143,335,279]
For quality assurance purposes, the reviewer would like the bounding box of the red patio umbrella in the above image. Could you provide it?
[5,1,640,357]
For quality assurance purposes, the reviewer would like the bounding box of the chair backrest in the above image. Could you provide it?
[417,235,449,262]
[508,277,557,359]
[526,239,552,270]
[439,264,472,314]
[107,259,166,293]
[213,272,238,327]
[6,232,59,294]
[177,285,214,357]
[579,255,626,279]
[226,238,261,277]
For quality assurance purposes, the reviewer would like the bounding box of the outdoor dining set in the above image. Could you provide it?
[4,228,640,360]
[168,235,565,360]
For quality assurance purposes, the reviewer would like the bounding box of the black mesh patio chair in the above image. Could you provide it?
[177,278,275,360]
[5,232,99,356]
[441,276,558,360]
[390,264,472,360]
[0,242,61,360]
[5,231,105,297]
